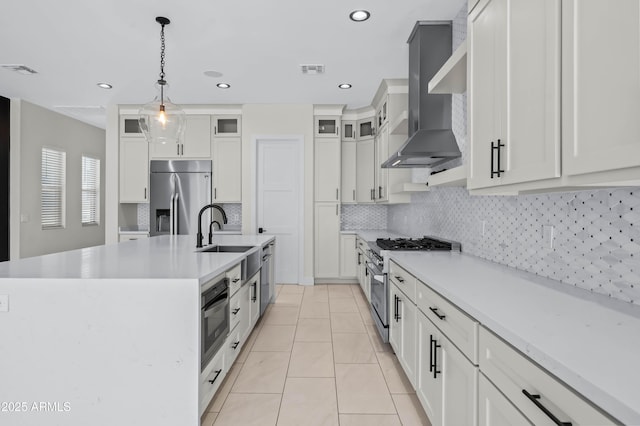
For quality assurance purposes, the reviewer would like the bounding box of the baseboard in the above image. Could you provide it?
[314,278,358,284]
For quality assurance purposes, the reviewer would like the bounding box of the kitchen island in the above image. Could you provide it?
[0,234,274,426]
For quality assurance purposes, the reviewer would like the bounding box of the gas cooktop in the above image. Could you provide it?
[375,236,461,252]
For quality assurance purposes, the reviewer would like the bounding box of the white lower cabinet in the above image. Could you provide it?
[479,373,532,426]
[339,234,357,278]
[417,311,478,426]
[225,327,243,367]
[314,203,340,278]
[389,282,417,387]
[199,339,226,414]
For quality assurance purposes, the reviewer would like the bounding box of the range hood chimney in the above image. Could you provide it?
[382,21,460,168]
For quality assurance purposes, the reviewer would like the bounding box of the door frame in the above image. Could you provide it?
[251,135,305,284]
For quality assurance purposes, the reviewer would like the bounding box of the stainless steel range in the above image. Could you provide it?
[368,236,461,343]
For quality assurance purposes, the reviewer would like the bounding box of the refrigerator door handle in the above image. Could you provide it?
[169,194,175,235]
[173,192,180,234]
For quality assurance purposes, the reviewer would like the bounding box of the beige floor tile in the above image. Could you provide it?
[303,288,329,303]
[280,284,306,294]
[288,342,335,378]
[299,301,330,319]
[376,352,414,394]
[335,364,396,414]
[214,393,281,426]
[235,326,260,364]
[332,333,377,364]
[295,318,332,342]
[263,306,299,325]
[338,414,402,426]
[391,394,431,426]
[274,292,303,306]
[331,312,366,333]
[207,363,242,412]
[277,378,339,426]
[329,297,360,313]
[328,285,355,299]
[201,411,218,426]
[366,324,393,353]
[232,351,290,393]
[252,325,296,352]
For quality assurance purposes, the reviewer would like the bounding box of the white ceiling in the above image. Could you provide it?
[0,0,465,128]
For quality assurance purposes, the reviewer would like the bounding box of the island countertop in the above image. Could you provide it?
[0,234,274,284]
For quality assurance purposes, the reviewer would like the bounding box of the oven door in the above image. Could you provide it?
[201,280,229,371]
[367,262,389,342]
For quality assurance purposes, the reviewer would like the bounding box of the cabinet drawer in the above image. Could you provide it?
[416,280,478,364]
[229,292,242,332]
[199,348,225,415]
[389,261,416,302]
[226,263,242,296]
[479,327,614,425]
[225,327,244,366]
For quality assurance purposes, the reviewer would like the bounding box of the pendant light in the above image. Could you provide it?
[138,16,185,145]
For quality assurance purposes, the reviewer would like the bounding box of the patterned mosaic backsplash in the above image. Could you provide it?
[136,203,242,228]
[389,4,640,306]
[341,204,388,230]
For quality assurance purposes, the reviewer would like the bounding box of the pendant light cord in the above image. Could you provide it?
[159,23,166,83]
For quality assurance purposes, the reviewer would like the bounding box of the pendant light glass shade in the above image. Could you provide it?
[139,16,184,145]
[138,82,185,144]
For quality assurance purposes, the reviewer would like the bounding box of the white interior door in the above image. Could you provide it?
[257,139,302,284]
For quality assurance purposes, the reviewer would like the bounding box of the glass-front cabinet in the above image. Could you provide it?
[357,117,375,140]
[213,115,242,137]
[315,117,340,138]
[342,121,356,141]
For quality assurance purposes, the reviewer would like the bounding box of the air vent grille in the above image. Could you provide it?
[1,64,38,75]
[300,64,325,75]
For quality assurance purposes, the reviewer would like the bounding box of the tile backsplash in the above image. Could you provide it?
[136,203,242,229]
[341,204,388,230]
[387,4,640,306]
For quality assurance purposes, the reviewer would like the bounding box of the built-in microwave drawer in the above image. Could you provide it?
[389,261,416,302]
[479,326,614,425]
[416,280,478,364]
[226,263,242,295]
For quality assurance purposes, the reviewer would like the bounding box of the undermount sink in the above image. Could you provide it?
[201,245,254,253]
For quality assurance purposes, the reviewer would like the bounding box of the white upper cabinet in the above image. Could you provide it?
[120,137,149,203]
[120,115,145,138]
[357,117,376,141]
[356,138,375,203]
[341,141,357,203]
[213,137,242,203]
[213,115,241,137]
[150,115,212,159]
[315,136,341,202]
[342,121,356,142]
[315,116,340,138]
[468,0,561,190]
[562,0,640,177]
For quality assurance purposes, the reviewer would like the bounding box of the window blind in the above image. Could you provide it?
[81,156,100,225]
[41,147,66,229]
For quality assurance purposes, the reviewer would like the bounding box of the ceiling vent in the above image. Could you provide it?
[1,64,38,75]
[300,64,325,75]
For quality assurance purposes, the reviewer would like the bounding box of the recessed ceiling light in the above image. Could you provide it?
[349,10,370,22]
[338,83,352,89]
[97,83,112,89]
[217,83,231,89]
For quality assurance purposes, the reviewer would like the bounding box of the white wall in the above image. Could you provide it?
[241,104,314,283]
[10,100,106,258]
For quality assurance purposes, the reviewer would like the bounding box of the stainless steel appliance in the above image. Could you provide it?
[201,277,229,371]
[150,160,212,236]
[260,242,274,315]
[369,236,461,343]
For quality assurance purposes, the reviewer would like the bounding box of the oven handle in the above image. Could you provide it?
[203,293,228,318]
[366,263,384,283]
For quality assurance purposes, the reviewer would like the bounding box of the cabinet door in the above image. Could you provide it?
[479,374,533,426]
[417,312,441,424]
[356,140,375,203]
[339,234,357,278]
[182,115,212,158]
[376,124,389,202]
[149,139,180,159]
[389,284,402,354]
[468,0,561,189]
[342,121,356,141]
[315,117,340,138]
[120,115,145,138]
[441,329,478,426]
[341,142,357,203]
[213,115,241,137]
[357,118,375,140]
[315,138,341,202]
[398,294,417,387]
[120,137,149,203]
[563,0,640,176]
[213,137,242,202]
[314,203,340,277]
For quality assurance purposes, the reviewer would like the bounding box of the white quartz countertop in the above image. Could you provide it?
[389,251,640,425]
[0,235,274,284]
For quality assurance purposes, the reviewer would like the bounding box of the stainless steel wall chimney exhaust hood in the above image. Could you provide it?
[382,21,460,168]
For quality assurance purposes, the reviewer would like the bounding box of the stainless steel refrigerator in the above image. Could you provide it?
[149,160,212,237]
